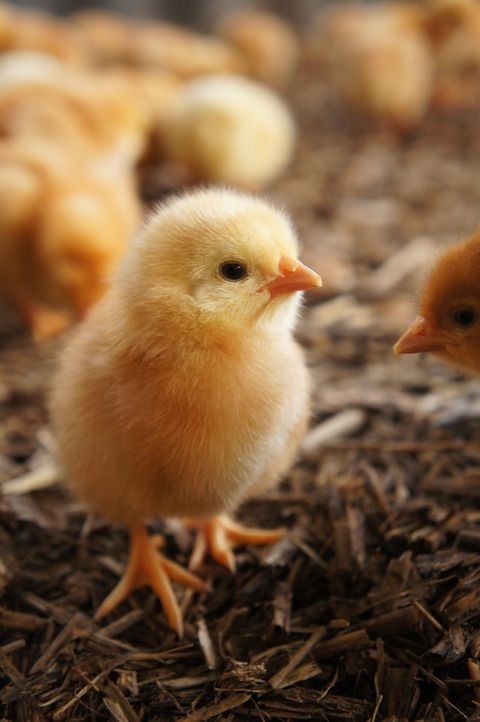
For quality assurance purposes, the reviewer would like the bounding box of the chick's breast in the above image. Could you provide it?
[51,301,309,525]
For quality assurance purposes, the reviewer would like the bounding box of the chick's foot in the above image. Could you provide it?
[189,514,285,573]
[94,526,209,637]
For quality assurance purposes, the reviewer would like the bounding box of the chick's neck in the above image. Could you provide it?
[118,289,271,366]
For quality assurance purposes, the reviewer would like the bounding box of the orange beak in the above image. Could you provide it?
[265,256,322,298]
[394,315,447,355]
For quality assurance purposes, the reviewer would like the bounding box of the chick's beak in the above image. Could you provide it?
[394,315,447,355]
[265,256,322,298]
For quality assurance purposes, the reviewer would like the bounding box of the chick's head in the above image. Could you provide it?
[120,189,321,339]
[394,233,480,373]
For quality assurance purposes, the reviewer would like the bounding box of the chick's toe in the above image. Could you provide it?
[95,526,208,637]
[189,514,285,573]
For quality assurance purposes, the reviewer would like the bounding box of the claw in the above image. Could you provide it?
[95,526,208,637]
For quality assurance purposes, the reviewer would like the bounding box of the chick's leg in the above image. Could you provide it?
[95,526,208,637]
[189,514,285,573]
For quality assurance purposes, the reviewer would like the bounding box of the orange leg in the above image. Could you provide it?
[189,514,285,573]
[95,526,209,637]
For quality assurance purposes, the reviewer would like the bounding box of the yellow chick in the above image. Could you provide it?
[160,74,296,189]
[128,20,245,78]
[70,9,134,65]
[72,10,244,77]
[312,2,435,130]
[215,9,300,87]
[0,3,85,64]
[424,0,480,108]
[0,140,141,340]
[50,188,321,635]
[0,71,149,167]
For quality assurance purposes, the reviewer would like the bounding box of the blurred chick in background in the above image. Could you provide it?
[311,2,435,130]
[0,64,149,166]
[0,139,140,340]
[215,9,300,87]
[0,2,85,64]
[51,189,321,635]
[72,10,244,78]
[394,232,480,374]
[424,0,480,108]
[70,9,133,66]
[160,74,296,189]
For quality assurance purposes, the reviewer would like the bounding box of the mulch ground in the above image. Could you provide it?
[2,63,480,721]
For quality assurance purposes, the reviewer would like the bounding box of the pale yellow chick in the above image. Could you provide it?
[215,9,300,87]
[50,188,321,635]
[312,2,435,130]
[160,74,296,189]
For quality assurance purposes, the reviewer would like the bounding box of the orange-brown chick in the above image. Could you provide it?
[394,232,480,374]
[159,74,296,189]
[311,2,435,130]
[215,9,300,87]
[0,140,141,340]
[50,188,321,634]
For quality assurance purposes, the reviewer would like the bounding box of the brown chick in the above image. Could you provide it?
[311,2,435,130]
[394,232,480,374]
[50,188,321,635]
[0,140,141,340]
[215,9,300,87]
[159,74,296,190]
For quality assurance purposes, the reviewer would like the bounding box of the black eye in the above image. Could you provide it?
[219,261,248,281]
[451,306,478,328]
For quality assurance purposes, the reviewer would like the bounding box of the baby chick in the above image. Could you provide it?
[215,9,300,86]
[394,232,480,373]
[424,0,480,108]
[0,139,141,340]
[160,74,296,189]
[0,3,85,64]
[129,20,245,78]
[312,2,435,130]
[50,188,321,635]
[0,72,148,167]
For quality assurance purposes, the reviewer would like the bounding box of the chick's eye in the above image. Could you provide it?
[451,306,478,328]
[219,261,248,281]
